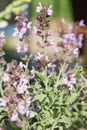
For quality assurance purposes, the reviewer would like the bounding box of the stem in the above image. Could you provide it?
[81,75,87,85]
[54,60,66,92]
[0,65,3,97]
[42,34,47,59]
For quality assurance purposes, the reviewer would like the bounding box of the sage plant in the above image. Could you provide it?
[0,2,87,130]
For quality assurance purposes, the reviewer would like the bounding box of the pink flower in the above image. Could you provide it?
[16,43,29,53]
[17,74,29,94]
[13,12,31,41]
[77,34,83,48]
[17,84,28,94]
[0,31,5,44]
[11,110,18,122]
[47,5,52,16]
[62,73,76,90]
[34,53,44,61]
[17,101,25,115]
[16,44,22,53]
[20,75,28,84]
[3,73,10,82]
[26,97,31,107]
[33,26,38,34]
[19,62,26,69]
[47,63,56,69]
[0,98,6,106]
[50,39,55,46]
[36,2,42,12]
[33,26,41,36]
[23,44,28,52]
[27,22,32,29]
[25,110,35,118]
[79,20,85,27]
[73,48,79,57]
[29,111,35,118]
[63,33,76,44]
[13,28,19,37]
[30,67,35,78]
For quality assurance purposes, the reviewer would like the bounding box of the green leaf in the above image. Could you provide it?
[33,93,46,102]
[0,107,8,113]
[74,65,83,77]
[58,126,63,130]
[37,125,42,130]
[65,108,72,117]
[35,71,46,85]
[59,115,71,127]
[65,92,79,105]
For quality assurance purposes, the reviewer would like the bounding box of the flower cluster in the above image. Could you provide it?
[62,73,76,90]
[0,31,5,57]
[13,11,32,41]
[36,2,52,16]
[1,60,38,128]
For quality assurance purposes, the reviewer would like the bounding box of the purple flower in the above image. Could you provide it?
[46,30,52,36]
[77,34,83,48]
[36,2,42,12]
[19,62,26,69]
[0,31,5,56]
[62,73,76,90]
[16,43,22,53]
[30,67,35,78]
[29,111,35,118]
[33,26,42,36]
[25,110,35,118]
[13,28,19,37]
[34,53,44,61]
[27,22,32,29]
[50,39,55,46]
[17,84,28,94]
[17,74,29,94]
[16,43,29,53]
[47,63,56,69]
[13,12,32,41]
[2,73,10,82]
[0,98,6,106]
[79,20,85,27]
[0,31,5,44]
[63,33,76,44]
[11,110,18,122]
[20,26,27,34]
[73,48,79,57]
[17,101,25,115]
[47,5,53,16]
[23,44,28,52]
[25,97,31,107]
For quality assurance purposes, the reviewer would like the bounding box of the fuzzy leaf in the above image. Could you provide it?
[37,125,42,130]
[33,93,46,102]
[35,71,46,86]
[65,92,79,105]
[58,126,63,130]
[59,115,71,127]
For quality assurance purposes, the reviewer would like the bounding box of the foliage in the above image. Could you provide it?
[0,0,31,21]
[0,2,87,130]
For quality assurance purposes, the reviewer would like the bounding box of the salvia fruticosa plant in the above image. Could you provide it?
[0,2,87,130]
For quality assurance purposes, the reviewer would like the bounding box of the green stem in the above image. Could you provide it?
[81,75,87,85]
[0,65,3,97]
[54,60,66,92]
